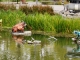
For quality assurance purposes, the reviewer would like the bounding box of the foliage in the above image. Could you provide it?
[20,5,54,15]
[1,9,80,34]
[0,3,16,11]
[0,3,80,34]
[24,13,80,34]
[24,13,55,32]
[0,10,26,27]
[0,3,54,15]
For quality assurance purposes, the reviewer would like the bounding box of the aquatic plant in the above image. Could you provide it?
[24,13,80,34]
[0,9,80,34]
[0,10,26,27]
[24,13,55,32]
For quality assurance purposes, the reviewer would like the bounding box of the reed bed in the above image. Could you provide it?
[0,3,16,10]
[20,5,54,15]
[24,13,80,34]
[24,13,55,31]
[0,10,26,27]
[0,9,80,34]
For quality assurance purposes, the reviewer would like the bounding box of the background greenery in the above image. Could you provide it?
[0,2,79,35]
[0,9,80,34]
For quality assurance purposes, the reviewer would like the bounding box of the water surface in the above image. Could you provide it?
[0,31,80,60]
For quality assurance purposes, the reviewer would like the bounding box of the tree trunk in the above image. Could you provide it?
[21,0,26,4]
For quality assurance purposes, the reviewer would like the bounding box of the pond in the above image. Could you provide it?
[0,31,80,60]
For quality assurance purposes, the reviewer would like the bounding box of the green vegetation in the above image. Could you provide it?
[1,9,80,35]
[0,3,80,36]
[0,10,26,27]
[25,13,80,34]
[20,5,54,15]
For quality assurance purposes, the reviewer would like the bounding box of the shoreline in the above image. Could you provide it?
[1,27,75,38]
[32,31,75,38]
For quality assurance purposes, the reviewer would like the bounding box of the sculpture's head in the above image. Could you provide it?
[22,22,27,27]
[74,31,78,35]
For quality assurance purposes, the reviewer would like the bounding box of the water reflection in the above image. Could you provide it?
[12,35,26,44]
[66,40,80,60]
[1,31,80,60]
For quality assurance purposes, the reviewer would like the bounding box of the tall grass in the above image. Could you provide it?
[0,9,80,34]
[24,13,80,34]
[24,13,55,32]
[0,10,26,27]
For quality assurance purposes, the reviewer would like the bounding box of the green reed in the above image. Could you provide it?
[24,13,80,34]
[0,10,26,27]
[24,13,55,32]
[1,9,80,34]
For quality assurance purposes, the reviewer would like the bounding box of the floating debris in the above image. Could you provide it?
[48,36,57,40]
[27,37,41,44]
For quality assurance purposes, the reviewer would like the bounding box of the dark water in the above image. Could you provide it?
[0,31,80,60]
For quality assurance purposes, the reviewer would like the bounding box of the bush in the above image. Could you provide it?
[0,4,54,15]
[20,5,54,15]
[0,3,16,11]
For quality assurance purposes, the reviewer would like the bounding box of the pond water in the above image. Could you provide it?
[0,31,80,60]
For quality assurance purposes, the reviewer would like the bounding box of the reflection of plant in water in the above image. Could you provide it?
[66,41,80,60]
[0,31,75,60]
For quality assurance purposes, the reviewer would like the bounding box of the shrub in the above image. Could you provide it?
[20,5,54,15]
[0,3,16,11]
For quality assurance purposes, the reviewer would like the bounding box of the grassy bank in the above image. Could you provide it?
[0,10,26,27]
[0,10,80,36]
[0,4,80,37]
[25,13,80,37]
